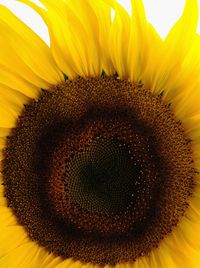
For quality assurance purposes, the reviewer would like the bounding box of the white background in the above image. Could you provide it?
[0,0,200,45]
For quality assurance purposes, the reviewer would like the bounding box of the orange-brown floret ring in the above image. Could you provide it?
[2,75,195,265]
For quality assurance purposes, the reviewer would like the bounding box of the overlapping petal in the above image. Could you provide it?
[18,0,111,78]
[0,4,63,97]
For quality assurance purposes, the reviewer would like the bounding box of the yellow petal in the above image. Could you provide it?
[0,104,18,128]
[40,256,62,268]
[0,241,45,268]
[54,259,81,268]
[16,0,78,79]
[164,223,198,268]
[0,184,7,207]
[0,197,50,266]
[134,258,149,268]
[116,263,132,268]
[128,0,163,93]
[0,128,10,138]
[0,66,41,99]
[171,73,200,122]
[165,0,198,60]
[0,85,30,129]
[192,251,200,268]
[0,85,29,111]
[0,119,16,135]
[0,137,6,150]
[0,206,18,227]
[18,0,105,78]
[66,0,102,76]
[89,0,115,75]
[151,0,199,99]
[0,5,63,89]
[109,1,130,78]
[148,243,178,268]
[179,217,200,250]
[182,35,200,79]
[0,153,3,162]
[0,226,28,258]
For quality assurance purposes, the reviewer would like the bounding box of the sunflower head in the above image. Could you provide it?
[0,1,200,268]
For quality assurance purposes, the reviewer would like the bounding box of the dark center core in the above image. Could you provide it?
[2,75,195,265]
[67,138,140,214]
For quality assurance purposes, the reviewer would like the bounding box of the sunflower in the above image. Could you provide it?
[0,0,200,267]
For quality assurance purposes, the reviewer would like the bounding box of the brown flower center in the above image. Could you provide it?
[2,75,195,265]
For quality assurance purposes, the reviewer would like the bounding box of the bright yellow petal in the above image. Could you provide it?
[0,226,28,258]
[165,0,198,60]
[180,115,200,147]
[180,218,200,250]
[0,4,63,91]
[192,251,200,268]
[66,0,102,76]
[128,0,162,85]
[133,258,149,268]
[0,65,41,99]
[182,35,200,78]
[117,263,134,268]
[0,128,10,138]
[128,0,147,82]
[0,85,29,128]
[0,207,18,227]
[0,85,29,111]
[108,0,130,78]
[0,205,48,267]
[0,104,18,128]
[151,0,199,99]
[171,35,200,122]
[89,0,115,75]
[18,0,107,78]
[164,223,199,267]
[148,243,178,268]
[40,256,62,268]
[0,242,46,268]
